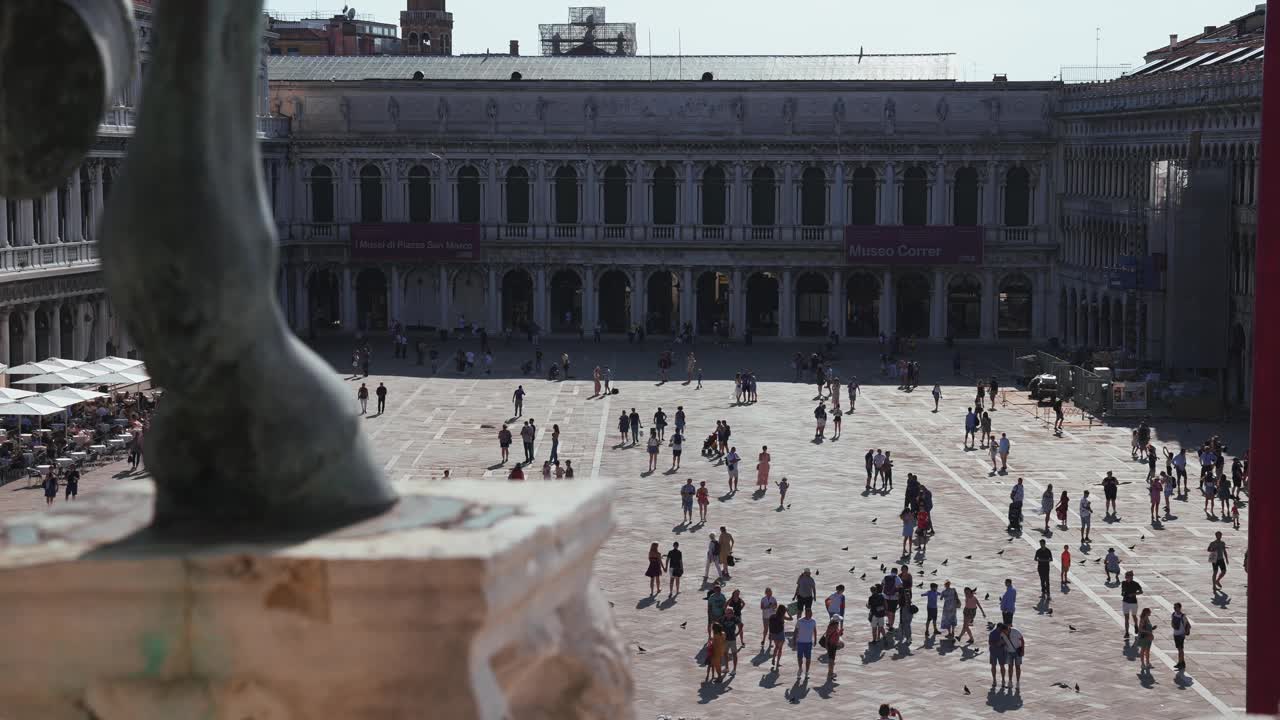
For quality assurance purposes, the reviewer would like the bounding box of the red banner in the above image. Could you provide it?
[843,226,983,265]
[350,223,483,261]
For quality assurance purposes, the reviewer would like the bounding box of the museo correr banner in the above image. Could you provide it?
[844,226,984,265]
[350,223,483,261]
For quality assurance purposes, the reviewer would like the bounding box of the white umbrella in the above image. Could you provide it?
[79,371,150,386]
[0,399,64,417]
[94,356,144,371]
[39,388,108,408]
[4,358,86,375]
[0,387,38,402]
[76,362,148,377]
[14,368,106,386]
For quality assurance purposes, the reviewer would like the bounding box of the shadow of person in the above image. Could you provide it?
[635,596,657,610]
[657,596,677,610]
[697,678,731,704]
[784,678,810,704]
[986,687,1024,712]
[758,668,781,688]
[813,675,839,698]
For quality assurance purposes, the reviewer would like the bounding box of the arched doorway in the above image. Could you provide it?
[597,270,631,332]
[947,274,982,339]
[696,271,729,334]
[502,270,534,333]
[845,271,880,337]
[795,272,829,336]
[402,268,441,329]
[452,269,486,329]
[998,272,1029,338]
[895,272,930,338]
[309,268,340,329]
[356,268,388,331]
[550,269,583,332]
[646,270,678,335]
[746,272,779,336]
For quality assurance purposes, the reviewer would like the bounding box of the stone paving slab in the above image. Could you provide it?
[3,338,1250,719]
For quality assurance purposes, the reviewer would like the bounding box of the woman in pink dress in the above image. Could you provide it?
[756,445,772,491]
[592,366,602,396]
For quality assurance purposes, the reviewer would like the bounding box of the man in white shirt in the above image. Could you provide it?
[794,608,818,677]
[873,450,887,484]
[759,588,779,650]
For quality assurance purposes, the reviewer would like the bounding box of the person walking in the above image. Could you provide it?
[725,447,741,493]
[549,424,561,464]
[998,433,1011,472]
[1035,540,1053,597]
[680,479,696,524]
[717,526,735,580]
[821,616,843,680]
[776,476,790,509]
[653,407,667,441]
[1001,623,1025,691]
[42,471,58,506]
[1208,531,1229,591]
[706,625,727,684]
[645,542,663,596]
[703,534,724,582]
[767,603,792,671]
[959,586,985,643]
[1079,490,1094,543]
[628,408,642,446]
[520,421,534,463]
[357,383,369,414]
[1055,490,1070,530]
[989,622,1008,689]
[931,384,942,412]
[1008,477,1025,531]
[901,507,916,557]
[964,408,978,449]
[981,411,993,449]
[1136,607,1154,671]
[825,584,847,624]
[794,607,818,679]
[696,481,710,523]
[939,580,959,640]
[794,569,817,615]
[670,430,684,470]
[759,588,779,650]
[646,429,660,472]
[375,382,387,414]
[512,385,526,417]
[617,412,629,445]
[1171,602,1191,670]
[663,541,683,597]
[756,446,771,492]
[1000,579,1016,626]
[674,406,686,437]
[1060,545,1071,585]
[1121,570,1143,639]
[1040,484,1055,533]
[988,435,1000,473]
[497,424,512,464]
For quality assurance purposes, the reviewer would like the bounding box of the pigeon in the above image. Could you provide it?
[871,518,878,524]
[1075,683,1080,693]
[637,645,647,653]
[1052,682,1070,689]
[815,569,820,576]
[1094,558,1101,563]
[766,548,772,553]
[917,582,924,588]
[860,573,867,580]
[964,555,972,559]
[964,685,971,695]
[608,601,616,608]
[1008,537,1015,543]
[1128,544,1137,551]
[997,550,1006,556]
[1069,625,1078,632]
[787,504,792,509]
[880,564,886,572]
[849,567,857,573]
[680,621,688,628]
[1140,534,1145,541]
[984,593,990,600]
[842,546,849,551]
[942,559,949,566]
[930,569,938,575]
[871,556,879,560]
[1047,608,1054,615]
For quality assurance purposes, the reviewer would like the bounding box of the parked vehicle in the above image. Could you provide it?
[1028,373,1059,402]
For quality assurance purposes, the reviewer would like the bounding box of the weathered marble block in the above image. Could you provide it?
[0,480,632,720]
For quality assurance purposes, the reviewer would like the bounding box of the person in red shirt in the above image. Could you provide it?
[508,463,525,481]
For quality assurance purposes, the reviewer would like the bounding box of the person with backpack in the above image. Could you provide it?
[1170,602,1191,670]
[703,533,724,582]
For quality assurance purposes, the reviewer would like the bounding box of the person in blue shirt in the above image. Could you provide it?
[923,582,941,636]
[1000,578,1017,626]
[989,622,1008,688]
[964,408,978,449]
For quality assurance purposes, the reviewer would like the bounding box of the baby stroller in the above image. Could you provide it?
[547,364,560,381]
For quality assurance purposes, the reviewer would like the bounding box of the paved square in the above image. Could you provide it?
[8,339,1248,719]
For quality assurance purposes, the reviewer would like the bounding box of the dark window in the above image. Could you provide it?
[408,165,431,222]
[1005,167,1031,226]
[32,197,42,241]
[57,184,68,240]
[603,165,628,225]
[505,166,529,224]
[953,166,979,226]
[902,166,928,226]
[359,164,382,222]
[751,167,776,226]
[554,165,578,224]
[701,165,726,226]
[652,166,677,225]
[801,167,826,226]
[310,166,334,222]
[457,166,481,223]
[850,168,877,225]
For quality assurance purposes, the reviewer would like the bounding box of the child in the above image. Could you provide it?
[1232,499,1240,530]
[1060,545,1071,585]
[776,477,790,510]
[1104,547,1121,585]
[923,582,941,636]
[696,365,703,390]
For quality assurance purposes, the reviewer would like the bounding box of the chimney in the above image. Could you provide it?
[509,40,519,56]
[1169,33,1178,49]
[1203,25,1216,35]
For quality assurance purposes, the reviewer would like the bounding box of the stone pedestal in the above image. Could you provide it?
[0,480,632,720]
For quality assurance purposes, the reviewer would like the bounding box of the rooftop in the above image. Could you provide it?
[267,53,957,82]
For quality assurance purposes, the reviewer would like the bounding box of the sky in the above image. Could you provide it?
[265,0,1244,81]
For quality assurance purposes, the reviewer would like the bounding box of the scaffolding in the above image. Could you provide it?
[540,7,637,57]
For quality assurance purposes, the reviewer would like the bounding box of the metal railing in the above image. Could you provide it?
[0,241,100,274]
